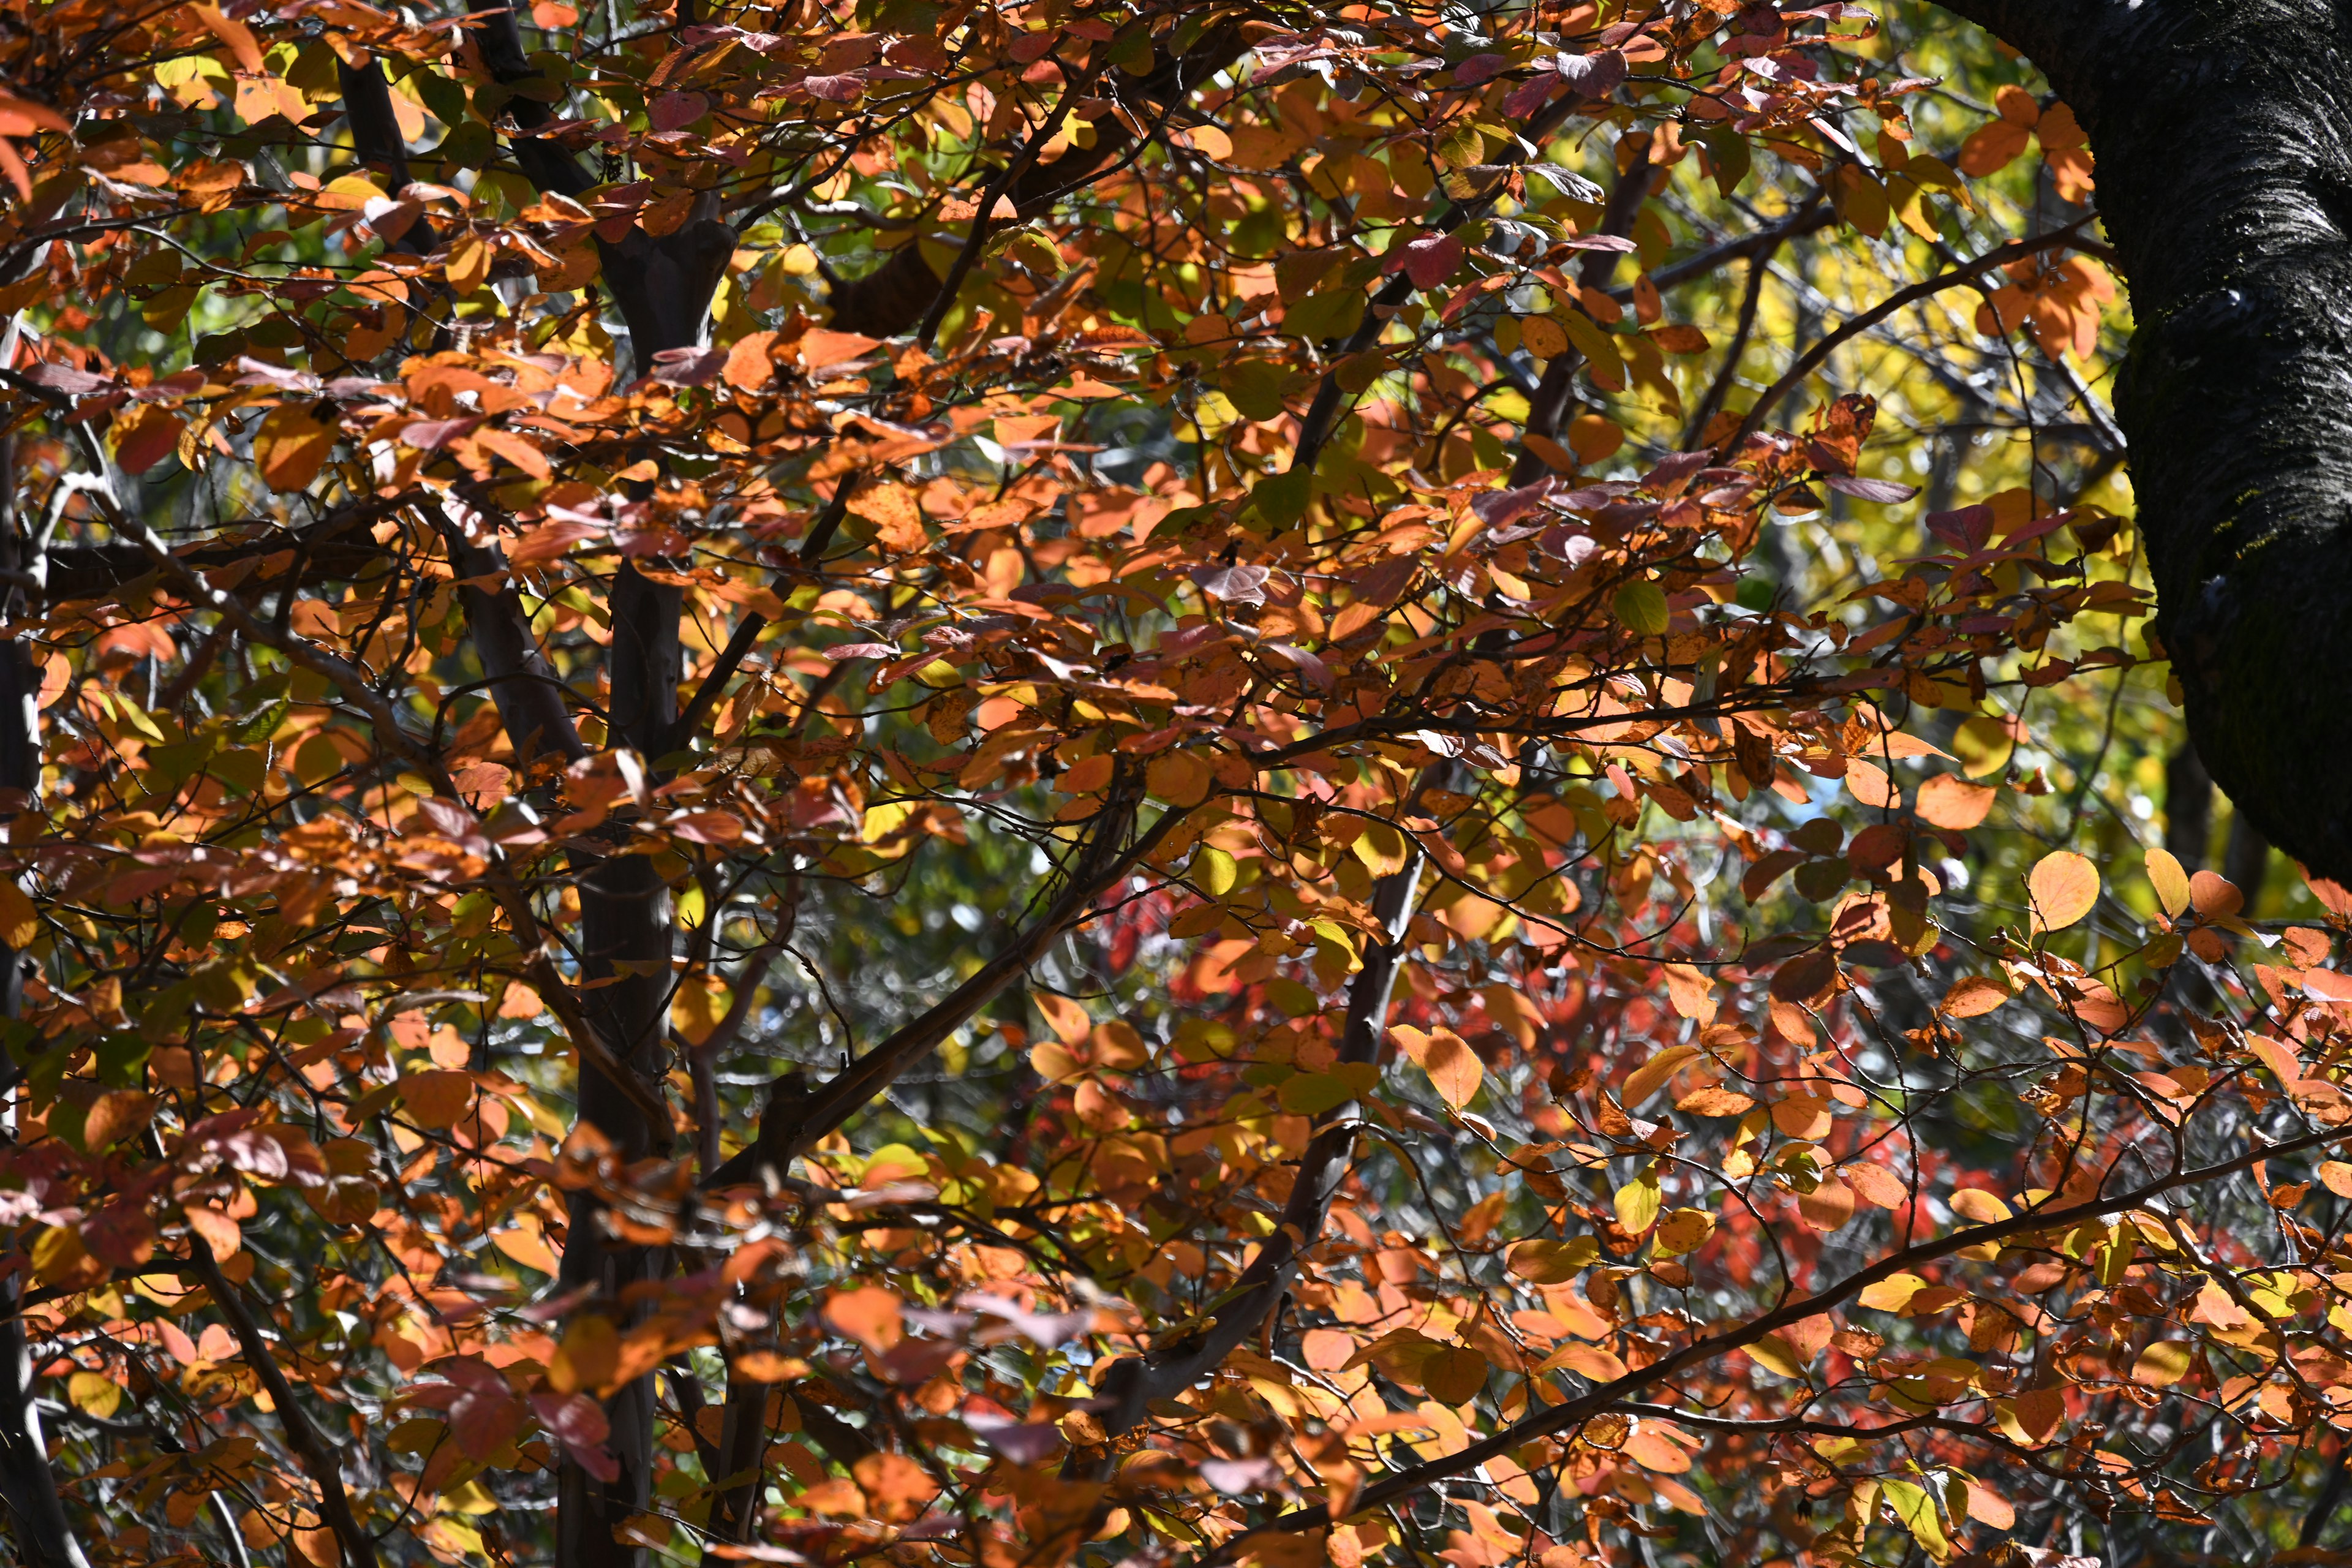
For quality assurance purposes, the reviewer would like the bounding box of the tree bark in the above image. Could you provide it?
[1939,0,2352,883]
[0,437,86,1568]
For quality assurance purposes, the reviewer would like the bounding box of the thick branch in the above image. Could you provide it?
[1095,857,1422,1438]
[765,774,1178,1166]
[184,1235,379,1568]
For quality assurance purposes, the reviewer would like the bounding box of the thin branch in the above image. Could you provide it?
[1731,221,2093,446]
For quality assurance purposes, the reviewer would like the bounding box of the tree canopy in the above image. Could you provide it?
[0,1,2341,1567]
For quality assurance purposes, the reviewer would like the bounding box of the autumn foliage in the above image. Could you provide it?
[0,1,2337,1567]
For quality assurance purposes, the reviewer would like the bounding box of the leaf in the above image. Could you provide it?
[1660,963,1716,1024]
[400,1071,474,1130]
[1881,1478,1951,1561]
[1950,1188,2012,1224]
[1915,774,1995,830]
[252,402,340,492]
[0,881,35,949]
[1194,845,1238,895]
[67,1370,121,1419]
[1508,1237,1597,1282]
[1613,1172,1662,1234]
[723,330,778,390]
[1653,1207,1714,1256]
[2144,846,2191,918]
[1034,992,1089,1045]
[0,96,68,138]
[1620,1043,1697,1107]
[1824,475,1919,504]
[1798,1177,1855,1232]
[1421,1030,1482,1109]
[1613,580,1669,636]
[1844,1163,1909,1208]
[1421,1345,1488,1404]
[1957,119,2033,177]
[2320,1161,2352,1199]
[1539,1342,1626,1382]
[1858,1272,1928,1313]
[1398,233,1464,289]
[1939,975,2008,1019]
[447,233,494,295]
[1953,715,2016,777]
[2028,850,2100,932]
[1279,1063,1379,1115]
[2132,1340,2192,1387]
[192,4,264,71]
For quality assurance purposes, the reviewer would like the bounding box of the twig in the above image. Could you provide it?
[1732,221,2092,446]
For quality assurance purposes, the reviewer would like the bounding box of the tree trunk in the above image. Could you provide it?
[0,439,87,1567]
[1942,0,2352,884]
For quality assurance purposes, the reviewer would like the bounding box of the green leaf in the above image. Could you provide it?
[1278,1063,1381,1116]
[1614,581,1669,637]
[1252,467,1313,528]
[1880,1479,1950,1560]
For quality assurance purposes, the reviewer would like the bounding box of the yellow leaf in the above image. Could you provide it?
[2145,846,2190,919]
[1653,1207,1714,1256]
[548,1314,620,1394]
[2132,1340,2192,1388]
[669,979,729,1046]
[1194,845,1238,895]
[67,1370,120,1419]
[1857,1272,1927,1313]
[1620,1043,1697,1107]
[2027,849,2099,932]
[252,402,339,492]
[1950,1188,2012,1224]
[1613,1172,1661,1234]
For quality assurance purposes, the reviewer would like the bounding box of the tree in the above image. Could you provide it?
[0,0,2345,1565]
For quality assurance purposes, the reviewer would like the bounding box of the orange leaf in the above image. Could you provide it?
[1797,1177,1854,1232]
[193,5,265,72]
[724,330,778,390]
[1939,974,2009,1019]
[1956,120,2032,178]
[0,96,68,138]
[1843,1163,1908,1209]
[1034,992,1090,1045]
[252,401,340,492]
[801,329,880,368]
[824,1284,903,1351]
[1915,773,1994,830]
[1660,963,1716,1025]
[1420,1030,1483,1110]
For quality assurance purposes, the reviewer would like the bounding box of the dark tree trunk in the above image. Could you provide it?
[2164,743,2213,869]
[0,440,86,1567]
[1944,0,2352,884]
